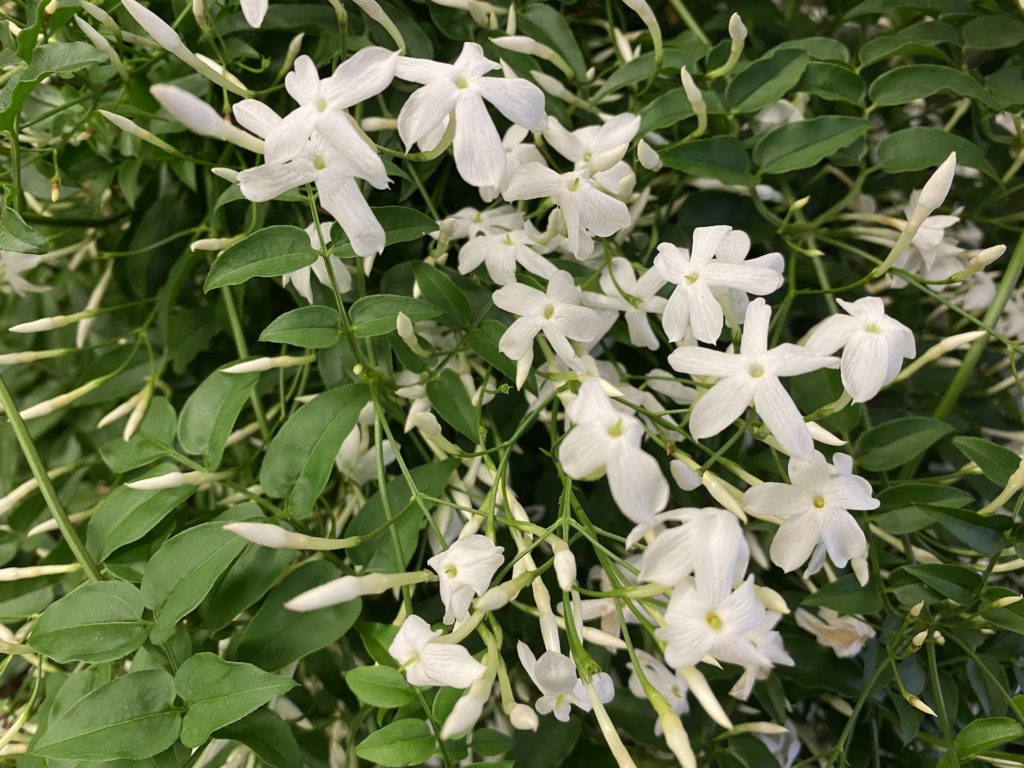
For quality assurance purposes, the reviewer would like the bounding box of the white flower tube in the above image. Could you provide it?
[126,470,228,491]
[74,16,128,80]
[285,571,433,611]
[492,36,573,78]
[150,85,264,153]
[18,378,104,421]
[98,110,178,153]
[75,260,113,348]
[620,0,661,65]
[222,354,315,374]
[223,522,361,550]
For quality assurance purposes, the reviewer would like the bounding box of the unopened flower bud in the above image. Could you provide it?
[74,15,128,80]
[361,117,397,132]
[222,354,315,374]
[992,594,1023,608]
[852,556,869,587]
[913,152,956,221]
[551,537,576,592]
[285,570,433,611]
[967,244,1006,271]
[190,237,239,252]
[754,585,789,614]
[80,0,117,29]
[475,570,536,611]
[637,139,662,171]
[151,85,263,152]
[669,459,701,491]
[679,66,703,108]
[211,167,240,183]
[99,110,177,153]
[932,631,945,645]
[509,703,539,731]
[126,470,225,490]
[0,563,81,581]
[223,521,359,550]
[18,378,104,420]
[658,710,697,768]
[493,36,573,77]
[907,695,936,717]
[911,630,928,649]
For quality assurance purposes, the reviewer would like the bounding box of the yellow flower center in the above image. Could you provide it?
[812,494,826,509]
[706,611,723,630]
[543,304,556,319]
[748,363,765,378]
[607,420,623,437]
[455,76,470,89]
[445,564,458,578]
[315,97,328,113]
[313,156,326,170]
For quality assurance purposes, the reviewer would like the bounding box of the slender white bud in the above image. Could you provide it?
[412,411,460,455]
[98,391,143,428]
[492,36,573,77]
[992,594,1023,608]
[0,563,80,581]
[222,354,315,374]
[396,312,430,357]
[707,15,747,79]
[967,244,1006,270]
[121,0,187,52]
[586,683,637,768]
[530,70,593,110]
[913,152,956,220]
[190,237,239,252]
[702,471,747,522]
[636,139,662,171]
[475,570,535,611]
[907,695,936,717]
[679,66,703,108]
[285,571,432,611]
[99,110,177,153]
[18,378,104,420]
[126,470,224,490]
[361,117,397,132]
[509,703,538,731]
[0,465,73,517]
[551,537,577,592]
[283,33,305,72]
[669,458,701,491]
[911,630,928,649]
[80,0,117,30]
[10,315,74,333]
[440,655,495,739]
[659,711,697,768]
[505,2,516,34]
[678,667,733,729]
[211,167,240,183]
[852,556,870,587]
[223,521,359,550]
[728,12,747,42]
[123,387,152,441]
[74,16,128,80]
[150,85,264,153]
[0,348,73,365]
[76,260,114,348]
[754,585,789,614]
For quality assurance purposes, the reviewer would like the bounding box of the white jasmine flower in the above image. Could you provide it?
[492,270,601,386]
[396,42,546,188]
[265,49,397,174]
[0,252,48,296]
[558,380,669,527]
[516,642,613,722]
[627,650,689,727]
[442,205,524,240]
[233,104,386,259]
[668,298,839,459]
[544,113,641,175]
[639,507,748,587]
[335,403,394,483]
[241,0,268,26]
[457,223,556,285]
[503,163,632,258]
[480,125,546,203]
[709,229,784,330]
[804,297,916,403]
[583,257,666,350]
[427,534,505,624]
[743,451,875,580]
[654,226,784,344]
[283,222,351,302]
[795,608,876,658]
[659,575,769,671]
[388,615,485,688]
[730,612,793,700]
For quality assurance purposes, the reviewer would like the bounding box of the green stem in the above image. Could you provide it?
[926,642,960,768]
[0,373,102,581]
[220,286,272,440]
[666,0,709,45]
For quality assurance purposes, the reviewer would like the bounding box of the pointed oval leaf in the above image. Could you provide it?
[857,417,954,472]
[204,226,318,291]
[868,65,1000,110]
[753,116,870,175]
[259,305,342,349]
[355,719,437,767]
[178,370,260,469]
[349,295,444,337]
[344,666,414,708]
[726,49,808,113]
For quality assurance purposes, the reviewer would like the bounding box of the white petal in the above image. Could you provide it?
[689,225,732,269]
[316,173,384,258]
[703,261,783,295]
[453,95,506,188]
[285,55,321,105]
[396,56,453,84]
[264,105,316,163]
[752,376,811,458]
[661,289,691,343]
[770,515,822,572]
[397,80,459,150]
[319,113,389,187]
[739,298,771,358]
[232,99,281,138]
[607,446,669,525]
[327,47,398,108]
[765,344,839,377]
[543,116,582,163]
[667,347,743,378]
[687,282,725,344]
[493,282,545,315]
[499,316,542,360]
[803,315,858,355]
[238,161,316,201]
[574,181,631,237]
[240,0,268,27]
[420,643,486,687]
[475,76,547,131]
[503,163,561,201]
[820,509,867,568]
[689,377,757,439]
[840,333,891,403]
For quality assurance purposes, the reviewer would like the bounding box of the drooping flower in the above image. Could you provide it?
[654,226,784,344]
[264,49,397,172]
[492,270,602,387]
[457,223,556,285]
[503,163,632,258]
[388,615,485,688]
[795,608,876,658]
[638,507,748,587]
[517,642,613,722]
[427,534,504,624]
[803,296,916,403]
[742,451,875,581]
[335,402,394,484]
[730,611,793,700]
[396,42,546,189]
[668,298,839,458]
[583,257,666,350]
[558,380,669,528]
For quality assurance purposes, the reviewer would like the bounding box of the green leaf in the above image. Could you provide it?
[29,581,149,663]
[592,47,701,99]
[517,4,586,80]
[201,542,293,632]
[802,574,882,614]
[659,136,753,186]
[472,728,512,756]
[797,62,865,105]
[900,564,981,605]
[982,599,1024,635]
[344,665,415,708]
[331,206,436,259]
[141,520,250,643]
[925,506,1009,555]
[753,116,870,175]
[100,397,176,473]
[86,462,197,561]
[842,0,942,19]
[30,670,180,761]
[955,717,1024,758]
[876,127,999,181]
[0,201,45,253]
[215,710,299,768]
[774,37,850,63]
[466,319,517,380]
[355,719,437,767]
[175,653,296,748]
[347,459,458,571]
[204,226,318,291]
[259,383,370,517]
[952,436,1022,487]
[868,65,1000,110]
[178,370,259,470]
[963,16,1024,51]
[259,305,341,349]
[639,89,695,133]
[0,42,106,129]
[857,417,954,472]
[857,21,957,67]
[349,294,444,337]
[426,368,479,441]
[236,560,361,670]
[412,263,471,327]
[726,49,808,113]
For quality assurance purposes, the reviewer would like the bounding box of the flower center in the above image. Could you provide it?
[812,494,826,509]
[568,177,582,192]
[607,419,623,437]
[684,273,698,284]
[582,150,592,162]
[865,322,879,333]
[543,304,556,319]
[445,564,458,578]
[455,76,470,89]
[748,363,765,378]
[706,611,723,630]
[315,97,328,113]
[503,233,514,246]
[312,156,327,170]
